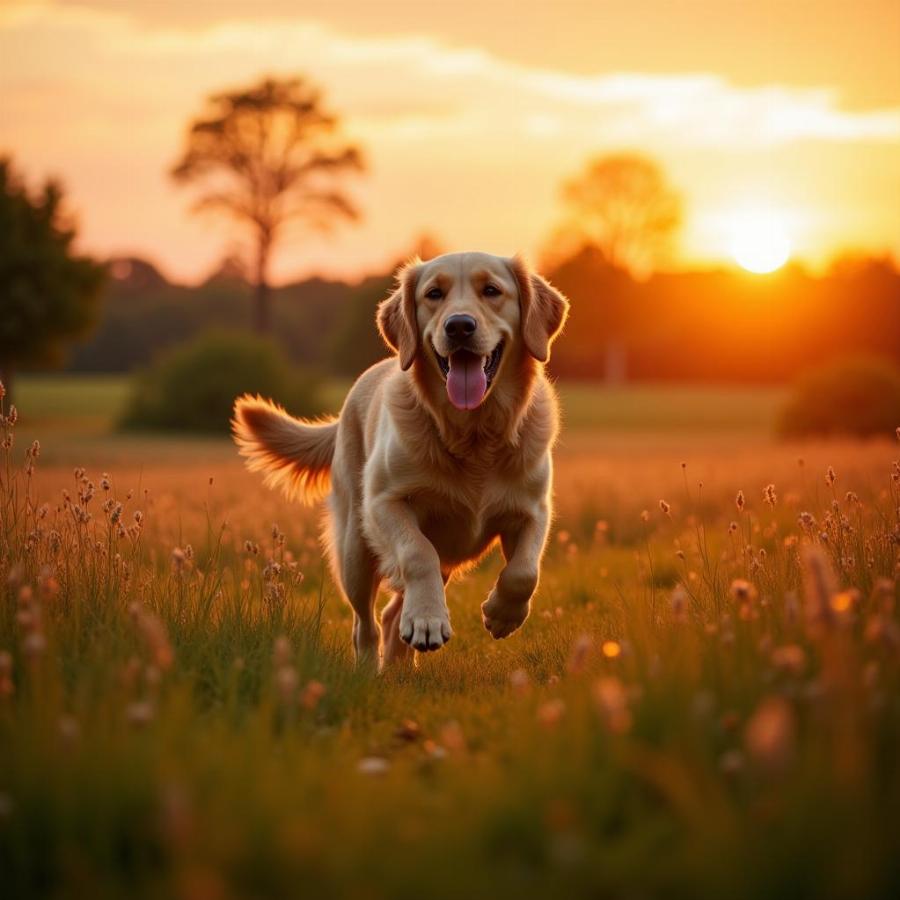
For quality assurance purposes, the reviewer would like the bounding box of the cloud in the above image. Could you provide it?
[0,3,898,279]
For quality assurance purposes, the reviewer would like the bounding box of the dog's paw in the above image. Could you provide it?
[399,609,452,652]
[481,589,530,640]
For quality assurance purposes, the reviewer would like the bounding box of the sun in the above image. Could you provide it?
[728,209,792,274]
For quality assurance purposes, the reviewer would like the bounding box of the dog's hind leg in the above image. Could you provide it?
[335,525,381,669]
[381,593,413,667]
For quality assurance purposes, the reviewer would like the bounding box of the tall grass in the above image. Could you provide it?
[1,384,899,899]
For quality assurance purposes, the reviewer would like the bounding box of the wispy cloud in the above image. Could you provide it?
[1,3,898,279]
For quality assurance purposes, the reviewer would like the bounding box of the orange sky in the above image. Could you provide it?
[1,0,899,283]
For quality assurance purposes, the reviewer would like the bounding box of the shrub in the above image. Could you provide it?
[778,354,900,438]
[121,330,323,433]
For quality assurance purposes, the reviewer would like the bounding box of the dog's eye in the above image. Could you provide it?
[424,287,443,300]
[483,284,501,297]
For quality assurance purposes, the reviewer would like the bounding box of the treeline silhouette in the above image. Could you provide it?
[548,246,900,381]
[68,246,899,384]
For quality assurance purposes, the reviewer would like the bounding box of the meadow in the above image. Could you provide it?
[1,376,898,899]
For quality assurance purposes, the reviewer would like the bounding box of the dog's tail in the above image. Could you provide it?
[232,394,338,505]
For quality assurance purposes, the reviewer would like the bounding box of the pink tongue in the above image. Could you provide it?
[446,350,487,410]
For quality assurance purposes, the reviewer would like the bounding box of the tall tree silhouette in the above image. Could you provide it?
[172,76,364,333]
[558,153,681,279]
[0,158,106,402]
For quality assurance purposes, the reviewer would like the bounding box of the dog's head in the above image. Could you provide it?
[377,252,568,411]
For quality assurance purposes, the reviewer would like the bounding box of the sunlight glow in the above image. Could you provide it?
[728,209,792,274]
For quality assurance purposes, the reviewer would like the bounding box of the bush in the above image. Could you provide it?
[778,354,900,438]
[121,331,323,433]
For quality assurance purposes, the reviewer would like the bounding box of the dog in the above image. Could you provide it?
[232,251,568,667]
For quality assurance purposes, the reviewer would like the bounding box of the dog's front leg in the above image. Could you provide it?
[367,494,452,652]
[482,502,550,640]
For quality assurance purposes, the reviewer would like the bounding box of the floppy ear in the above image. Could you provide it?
[377,260,421,370]
[509,255,570,363]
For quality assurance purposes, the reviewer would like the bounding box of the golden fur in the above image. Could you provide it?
[232,251,568,667]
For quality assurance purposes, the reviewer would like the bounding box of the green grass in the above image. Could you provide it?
[558,382,786,433]
[1,380,899,899]
[17,375,130,430]
[19,374,784,435]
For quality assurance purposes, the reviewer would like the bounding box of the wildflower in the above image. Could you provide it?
[659,499,671,516]
[395,719,421,742]
[126,701,155,728]
[299,680,326,711]
[275,665,298,704]
[423,740,447,760]
[728,521,738,535]
[825,466,836,487]
[58,715,81,745]
[28,440,40,459]
[133,510,143,525]
[670,585,689,622]
[357,757,390,776]
[763,484,776,507]
[509,668,531,695]
[830,590,858,616]
[744,696,796,773]
[601,640,621,660]
[771,644,806,676]
[566,634,592,674]
[439,720,466,753]
[729,579,757,604]
[537,698,566,728]
[128,603,174,670]
[110,502,123,524]
[735,490,745,512]
[798,511,817,533]
[145,665,162,690]
[800,545,837,634]
[272,635,292,668]
[718,750,744,777]
[100,474,111,491]
[22,631,47,660]
[593,677,631,734]
[0,651,13,699]
[720,711,740,733]
[7,405,17,425]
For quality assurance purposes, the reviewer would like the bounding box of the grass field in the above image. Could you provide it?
[2,376,899,899]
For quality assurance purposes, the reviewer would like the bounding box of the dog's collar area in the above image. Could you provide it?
[432,341,504,387]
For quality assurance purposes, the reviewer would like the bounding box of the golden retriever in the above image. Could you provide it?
[232,252,568,667]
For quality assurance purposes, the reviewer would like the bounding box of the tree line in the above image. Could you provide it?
[2,74,898,396]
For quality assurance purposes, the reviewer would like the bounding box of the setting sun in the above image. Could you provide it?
[728,209,792,274]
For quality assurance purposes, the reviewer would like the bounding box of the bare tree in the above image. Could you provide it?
[172,76,364,333]
[559,153,681,279]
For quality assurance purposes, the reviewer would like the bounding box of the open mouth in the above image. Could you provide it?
[432,342,504,410]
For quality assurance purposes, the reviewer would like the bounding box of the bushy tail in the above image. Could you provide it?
[232,394,338,505]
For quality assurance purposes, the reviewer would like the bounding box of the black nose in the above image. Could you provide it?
[444,314,477,342]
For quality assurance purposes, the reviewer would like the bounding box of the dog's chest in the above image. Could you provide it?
[412,473,522,565]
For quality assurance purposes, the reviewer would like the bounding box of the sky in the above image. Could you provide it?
[1,0,899,283]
